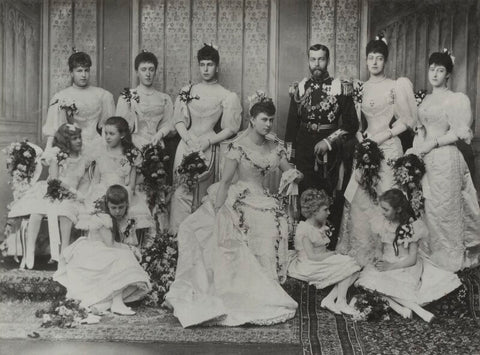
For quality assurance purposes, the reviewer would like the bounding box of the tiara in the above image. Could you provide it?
[375,32,388,45]
[442,48,455,65]
[203,42,219,51]
[248,90,273,112]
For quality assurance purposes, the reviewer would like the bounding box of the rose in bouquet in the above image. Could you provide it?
[176,150,208,191]
[354,139,384,202]
[4,139,38,197]
[35,298,89,328]
[44,178,78,202]
[350,290,391,322]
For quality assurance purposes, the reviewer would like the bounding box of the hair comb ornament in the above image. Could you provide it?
[72,47,78,53]
[142,49,149,53]
[203,42,219,51]
[442,48,455,65]
[247,90,273,112]
[375,32,388,45]
[66,123,77,132]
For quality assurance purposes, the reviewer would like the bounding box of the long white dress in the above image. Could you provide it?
[356,216,461,305]
[43,86,115,159]
[337,78,418,266]
[54,213,150,308]
[116,88,174,148]
[164,141,298,327]
[416,90,480,272]
[288,221,360,289]
[169,83,242,233]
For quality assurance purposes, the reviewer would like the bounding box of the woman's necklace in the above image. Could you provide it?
[137,86,155,96]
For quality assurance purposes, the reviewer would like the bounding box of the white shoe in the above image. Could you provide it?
[320,298,341,315]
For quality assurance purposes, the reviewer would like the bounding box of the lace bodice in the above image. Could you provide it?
[44,86,115,142]
[417,90,473,143]
[96,151,132,187]
[174,83,242,138]
[225,141,286,189]
[116,88,174,145]
[58,155,89,189]
[294,221,330,251]
[361,77,417,136]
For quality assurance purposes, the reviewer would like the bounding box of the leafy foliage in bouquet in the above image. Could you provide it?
[137,143,172,212]
[354,139,384,202]
[4,139,38,198]
[176,150,208,191]
[389,154,426,218]
[350,290,391,322]
[44,178,78,202]
[58,98,78,122]
[178,82,200,104]
[125,146,142,167]
[120,88,140,106]
[140,230,177,307]
[414,89,427,106]
[35,298,88,328]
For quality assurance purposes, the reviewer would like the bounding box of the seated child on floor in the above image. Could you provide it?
[288,189,361,315]
[54,185,151,315]
[355,189,461,322]
[8,123,89,269]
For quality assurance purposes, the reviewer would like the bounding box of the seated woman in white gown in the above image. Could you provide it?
[54,185,150,315]
[164,93,301,327]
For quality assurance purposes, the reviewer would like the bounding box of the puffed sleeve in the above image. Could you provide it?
[100,90,116,126]
[224,143,241,162]
[220,91,242,134]
[43,93,66,137]
[157,94,174,137]
[115,95,136,132]
[411,220,427,243]
[445,92,473,144]
[393,77,418,129]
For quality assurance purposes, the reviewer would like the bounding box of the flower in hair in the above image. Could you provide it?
[442,48,455,65]
[375,32,388,45]
[203,42,219,51]
[72,47,78,53]
[248,90,272,112]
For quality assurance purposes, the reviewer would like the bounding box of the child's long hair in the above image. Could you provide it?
[52,123,82,154]
[380,189,415,255]
[104,184,129,242]
[104,116,137,156]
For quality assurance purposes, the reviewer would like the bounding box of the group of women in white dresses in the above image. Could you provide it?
[5,37,480,324]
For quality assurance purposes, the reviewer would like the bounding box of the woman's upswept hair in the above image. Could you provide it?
[300,189,332,219]
[52,123,82,153]
[68,52,92,71]
[104,116,136,155]
[428,52,453,74]
[250,100,276,119]
[366,36,389,60]
[197,44,220,65]
[134,51,158,71]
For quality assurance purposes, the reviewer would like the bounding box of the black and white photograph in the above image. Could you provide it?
[0,0,479,354]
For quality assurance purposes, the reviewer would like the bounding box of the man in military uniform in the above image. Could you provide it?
[285,44,358,243]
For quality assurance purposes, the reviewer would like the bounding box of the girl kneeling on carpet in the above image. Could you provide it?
[355,189,461,322]
[288,189,361,315]
[54,185,151,315]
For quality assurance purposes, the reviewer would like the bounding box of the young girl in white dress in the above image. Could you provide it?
[8,124,89,269]
[54,185,150,315]
[288,189,361,315]
[337,35,418,266]
[116,51,174,148]
[356,189,461,322]
[86,116,153,231]
[410,51,480,272]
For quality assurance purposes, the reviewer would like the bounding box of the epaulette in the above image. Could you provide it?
[341,80,354,96]
[288,82,299,98]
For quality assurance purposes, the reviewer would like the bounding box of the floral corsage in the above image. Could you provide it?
[354,139,384,202]
[44,179,78,202]
[178,82,200,104]
[120,88,140,106]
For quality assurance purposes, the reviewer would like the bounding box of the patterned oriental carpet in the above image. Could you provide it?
[0,261,480,354]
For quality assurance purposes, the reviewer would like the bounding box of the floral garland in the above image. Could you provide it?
[4,139,37,198]
[414,89,427,106]
[350,290,391,322]
[389,154,426,218]
[44,179,78,202]
[137,143,171,212]
[120,88,140,106]
[140,230,177,306]
[178,82,200,104]
[232,188,287,281]
[354,139,384,202]
[228,144,274,177]
[176,150,208,191]
[35,298,89,328]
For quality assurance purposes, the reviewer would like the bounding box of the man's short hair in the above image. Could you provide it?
[308,44,330,61]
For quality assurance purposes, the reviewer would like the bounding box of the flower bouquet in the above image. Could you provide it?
[354,139,384,201]
[120,88,140,106]
[390,154,426,217]
[35,298,89,328]
[414,89,427,106]
[125,146,142,167]
[353,81,364,104]
[140,230,178,306]
[59,98,78,123]
[4,139,38,198]
[178,82,200,104]
[137,143,172,212]
[350,290,391,322]
[176,150,208,191]
[44,179,78,202]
